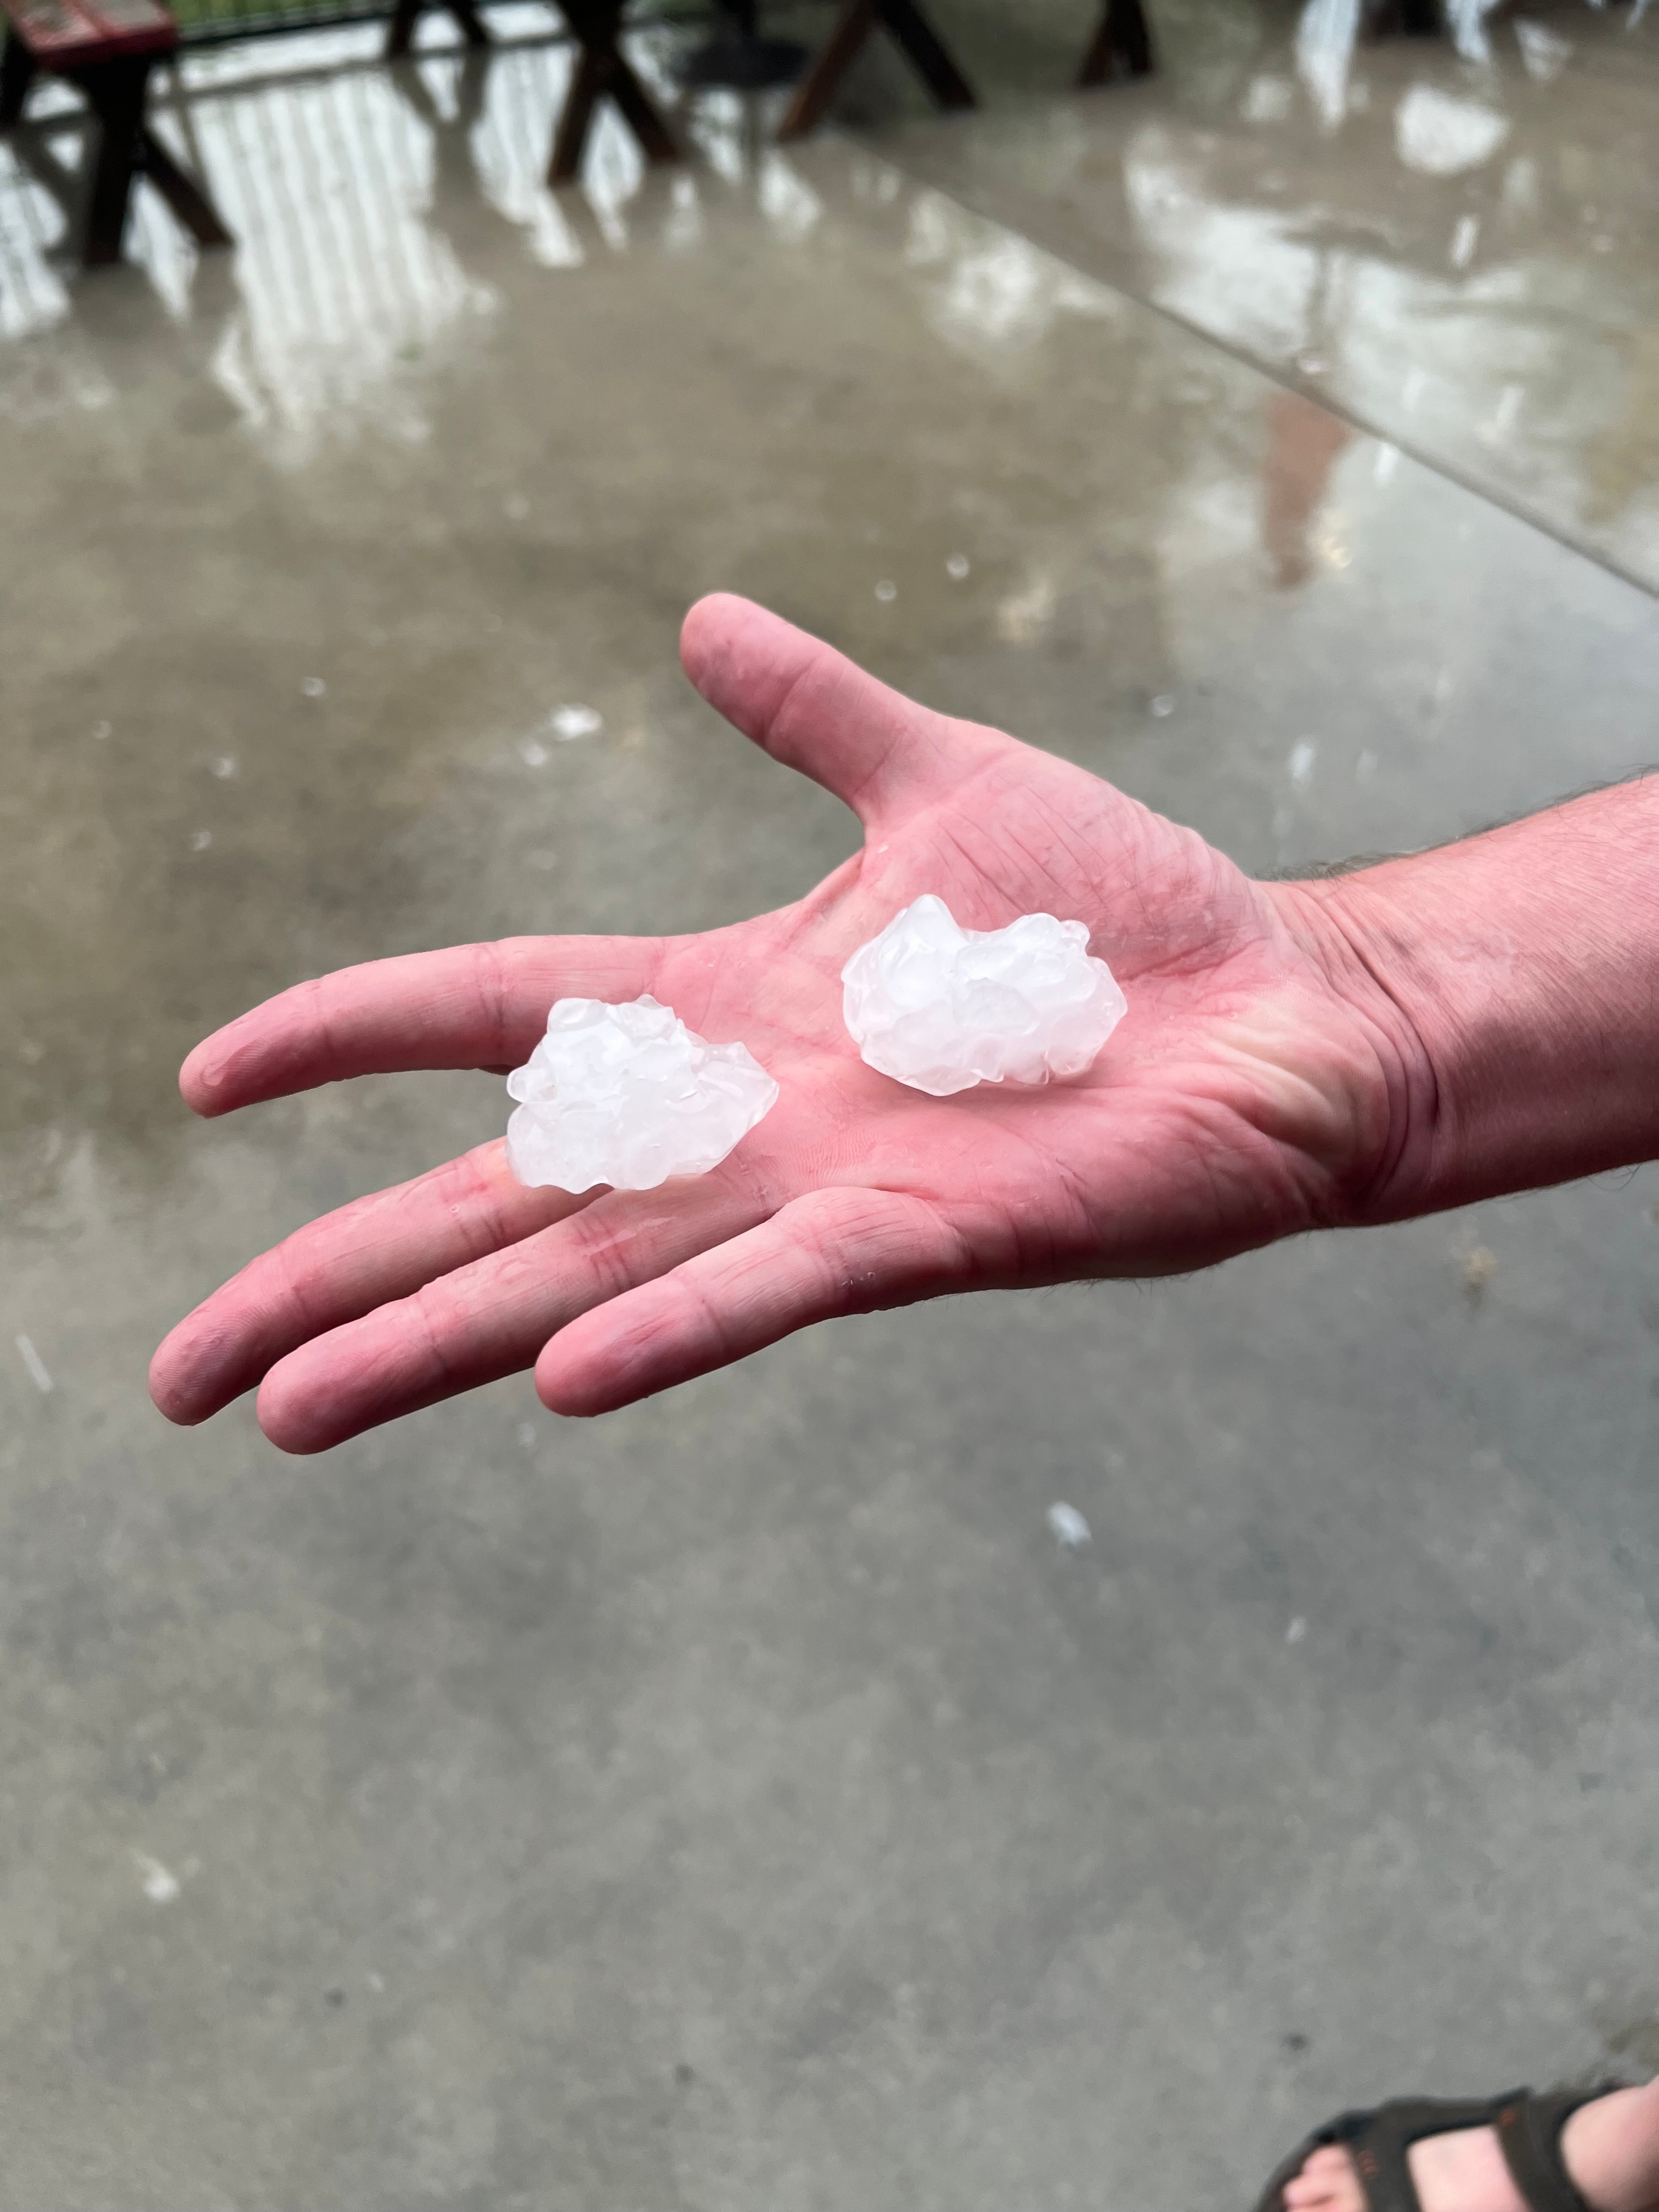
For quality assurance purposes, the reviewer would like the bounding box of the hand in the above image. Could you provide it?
[150,595,1420,1453]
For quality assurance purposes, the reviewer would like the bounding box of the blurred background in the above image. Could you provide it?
[2,1,1657,2204]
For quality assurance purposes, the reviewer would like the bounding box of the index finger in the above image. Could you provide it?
[180,935,664,1115]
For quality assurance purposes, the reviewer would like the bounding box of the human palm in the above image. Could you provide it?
[151,595,1408,1453]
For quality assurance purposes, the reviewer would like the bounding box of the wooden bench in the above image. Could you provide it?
[777,0,1154,143]
[0,0,232,266]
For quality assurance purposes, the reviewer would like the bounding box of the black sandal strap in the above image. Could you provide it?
[1495,2089,1620,2212]
[1256,2086,1629,2212]
[1254,2096,1518,2212]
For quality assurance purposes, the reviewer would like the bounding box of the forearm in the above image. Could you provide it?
[1300,777,1659,1220]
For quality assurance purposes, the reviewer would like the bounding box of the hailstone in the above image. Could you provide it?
[842,895,1126,1097]
[506,996,777,1192]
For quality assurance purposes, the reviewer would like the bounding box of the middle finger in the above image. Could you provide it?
[253,1172,775,1453]
[149,1141,592,1426]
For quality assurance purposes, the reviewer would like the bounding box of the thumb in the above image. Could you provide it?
[680,594,992,826]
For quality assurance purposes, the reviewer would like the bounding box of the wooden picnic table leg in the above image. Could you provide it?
[387,0,490,61]
[777,0,876,141]
[447,0,490,48]
[385,0,421,57]
[548,0,677,186]
[0,29,37,128]
[778,0,973,143]
[139,123,233,247]
[76,53,150,267]
[877,0,974,109]
[1077,0,1154,84]
[549,27,605,181]
[608,52,678,165]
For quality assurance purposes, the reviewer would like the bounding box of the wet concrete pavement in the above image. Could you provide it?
[2,5,1657,2205]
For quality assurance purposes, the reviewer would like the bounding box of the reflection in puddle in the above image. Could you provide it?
[1393,83,1508,176]
[1262,388,1353,590]
[0,18,667,458]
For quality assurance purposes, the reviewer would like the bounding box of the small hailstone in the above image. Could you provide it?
[301,676,326,698]
[874,579,898,603]
[134,1853,180,1904]
[842,895,1126,1098]
[1048,1501,1091,1549]
[14,1333,52,1393]
[506,996,778,1193]
[549,704,602,741]
[946,554,971,580]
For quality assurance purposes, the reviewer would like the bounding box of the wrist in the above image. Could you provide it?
[1290,780,1659,1223]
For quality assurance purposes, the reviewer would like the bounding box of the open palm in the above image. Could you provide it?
[151,595,1413,1453]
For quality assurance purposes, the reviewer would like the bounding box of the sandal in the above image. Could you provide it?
[1254,2086,1627,2212]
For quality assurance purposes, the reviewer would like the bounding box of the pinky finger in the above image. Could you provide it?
[537,1186,972,1417]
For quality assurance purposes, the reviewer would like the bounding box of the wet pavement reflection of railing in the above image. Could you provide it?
[0,9,692,448]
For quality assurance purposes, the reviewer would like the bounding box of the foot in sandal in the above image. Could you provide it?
[1265,2079,1659,2212]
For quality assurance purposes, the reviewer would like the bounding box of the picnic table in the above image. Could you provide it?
[465,0,1158,189]
[0,0,231,264]
[778,0,1153,140]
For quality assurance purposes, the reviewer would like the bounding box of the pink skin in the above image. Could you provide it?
[149,592,1658,1455]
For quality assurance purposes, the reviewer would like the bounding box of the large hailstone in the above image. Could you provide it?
[506,996,778,1192]
[842,895,1127,1097]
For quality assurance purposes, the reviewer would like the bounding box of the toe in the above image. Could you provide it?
[1284,2176,1339,2209]
[1281,2146,1365,2212]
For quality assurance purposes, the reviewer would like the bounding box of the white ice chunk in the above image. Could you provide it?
[506,996,777,1193]
[1047,1500,1092,1549]
[134,1852,180,1904]
[14,1333,52,1394]
[841,895,1126,1097]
